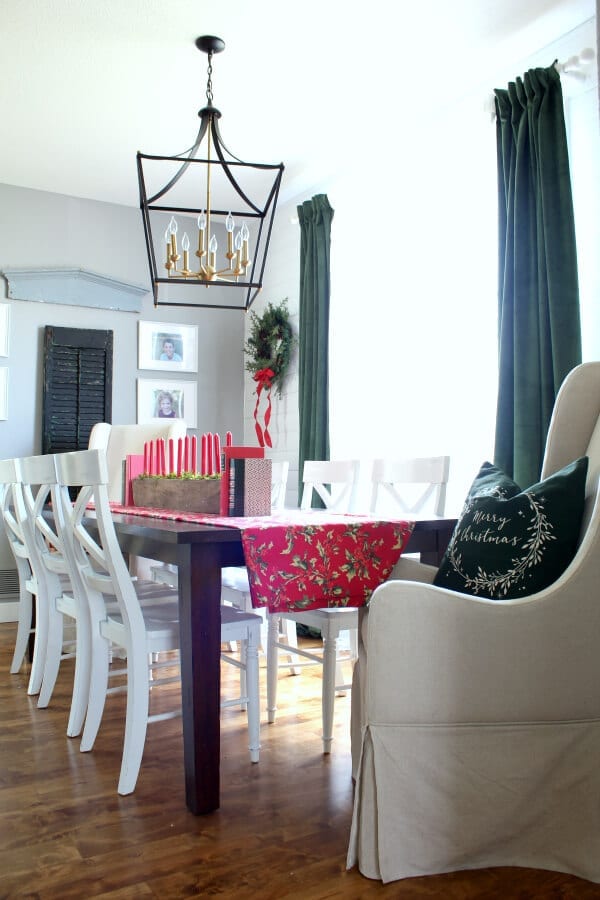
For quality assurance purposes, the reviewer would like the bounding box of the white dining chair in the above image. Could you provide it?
[267,459,361,753]
[16,452,96,736]
[221,460,293,658]
[0,457,37,687]
[55,447,262,795]
[267,456,451,753]
[155,460,297,672]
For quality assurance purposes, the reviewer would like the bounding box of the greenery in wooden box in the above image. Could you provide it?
[133,474,221,514]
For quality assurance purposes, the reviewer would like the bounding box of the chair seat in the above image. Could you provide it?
[221,566,251,593]
[220,604,262,630]
[278,607,358,635]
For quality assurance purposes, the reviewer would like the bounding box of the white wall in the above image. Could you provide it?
[243,16,599,518]
[0,182,245,573]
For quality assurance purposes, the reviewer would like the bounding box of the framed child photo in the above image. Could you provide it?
[137,378,197,428]
[138,321,198,373]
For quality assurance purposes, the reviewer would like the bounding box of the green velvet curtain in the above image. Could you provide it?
[297,194,334,503]
[494,65,581,488]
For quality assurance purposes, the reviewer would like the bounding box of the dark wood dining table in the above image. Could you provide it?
[108,511,456,815]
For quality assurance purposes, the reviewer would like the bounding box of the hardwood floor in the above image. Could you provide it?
[1,623,598,899]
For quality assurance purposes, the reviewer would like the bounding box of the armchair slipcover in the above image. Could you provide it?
[348,361,600,884]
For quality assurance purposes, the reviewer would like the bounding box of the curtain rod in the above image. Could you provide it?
[485,47,596,120]
[554,47,596,79]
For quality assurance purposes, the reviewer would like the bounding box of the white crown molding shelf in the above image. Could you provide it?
[2,267,147,313]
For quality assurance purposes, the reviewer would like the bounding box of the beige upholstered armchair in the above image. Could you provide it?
[348,361,600,884]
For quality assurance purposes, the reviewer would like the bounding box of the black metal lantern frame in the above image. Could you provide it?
[137,36,284,312]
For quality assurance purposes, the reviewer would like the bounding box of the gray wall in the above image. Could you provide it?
[0,182,245,571]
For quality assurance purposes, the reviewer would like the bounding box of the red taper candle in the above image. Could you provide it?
[191,435,197,474]
[207,431,213,475]
[213,432,221,474]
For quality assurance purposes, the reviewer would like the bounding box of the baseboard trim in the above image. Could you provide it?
[0,601,19,623]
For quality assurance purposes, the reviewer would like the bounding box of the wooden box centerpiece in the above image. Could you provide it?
[132,474,221,514]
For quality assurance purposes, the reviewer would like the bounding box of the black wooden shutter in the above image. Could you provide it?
[42,326,113,454]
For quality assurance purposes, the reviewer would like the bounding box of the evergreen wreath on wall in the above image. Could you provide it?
[244,299,295,446]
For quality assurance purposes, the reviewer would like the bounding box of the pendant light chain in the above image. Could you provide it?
[205,52,214,104]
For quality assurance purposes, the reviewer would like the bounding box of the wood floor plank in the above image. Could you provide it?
[1,622,598,898]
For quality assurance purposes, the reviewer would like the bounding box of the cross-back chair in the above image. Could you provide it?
[18,452,93,736]
[267,456,450,753]
[0,457,38,689]
[55,448,261,795]
[221,460,293,659]
[267,459,361,753]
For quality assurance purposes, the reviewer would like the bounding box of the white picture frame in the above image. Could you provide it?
[137,378,197,428]
[0,304,10,357]
[0,368,7,419]
[138,320,198,373]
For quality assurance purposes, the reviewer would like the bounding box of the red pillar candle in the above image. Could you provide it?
[177,438,182,476]
[213,432,221,474]
[184,435,190,472]
[168,438,174,474]
[159,439,166,475]
[207,432,213,475]
[226,431,233,446]
[191,435,197,474]
[143,441,149,475]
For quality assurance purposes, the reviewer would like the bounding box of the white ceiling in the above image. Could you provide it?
[0,0,595,208]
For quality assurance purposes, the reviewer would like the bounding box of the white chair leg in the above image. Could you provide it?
[37,601,64,708]
[267,613,280,724]
[10,581,32,674]
[66,614,91,738]
[282,618,301,675]
[239,638,248,711]
[258,607,268,655]
[245,629,260,763]
[80,636,111,752]
[321,630,338,754]
[27,587,48,696]
[118,649,150,795]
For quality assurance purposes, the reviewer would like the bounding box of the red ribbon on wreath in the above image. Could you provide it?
[253,367,275,448]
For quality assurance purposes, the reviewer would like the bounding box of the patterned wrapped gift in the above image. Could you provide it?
[220,446,271,516]
[132,475,221,514]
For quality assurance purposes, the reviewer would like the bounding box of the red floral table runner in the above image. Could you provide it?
[109,504,414,612]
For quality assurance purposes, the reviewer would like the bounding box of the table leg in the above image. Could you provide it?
[419,521,455,567]
[177,542,222,814]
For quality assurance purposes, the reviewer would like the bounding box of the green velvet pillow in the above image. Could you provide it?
[433,457,588,600]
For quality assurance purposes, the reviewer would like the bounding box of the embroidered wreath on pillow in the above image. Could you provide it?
[433,458,588,600]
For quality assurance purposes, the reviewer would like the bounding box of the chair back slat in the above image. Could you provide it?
[370,456,450,517]
[18,454,66,574]
[301,460,360,512]
[0,458,28,561]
